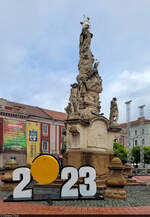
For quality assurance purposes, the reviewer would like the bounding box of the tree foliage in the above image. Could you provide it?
[61,141,67,156]
[131,145,150,164]
[144,146,150,164]
[131,146,140,164]
[113,142,127,164]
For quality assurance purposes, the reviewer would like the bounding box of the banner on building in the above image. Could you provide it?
[26,122,40,165]
[4,120,26,151]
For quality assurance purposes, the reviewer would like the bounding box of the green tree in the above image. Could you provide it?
[61,141,67,156]
[113,142,127,164]
[131,145,150,165]
[144,146,150,164]
[131,146,140,165]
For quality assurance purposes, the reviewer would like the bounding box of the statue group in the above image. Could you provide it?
[65,20,102,120]
[65,18,118,127]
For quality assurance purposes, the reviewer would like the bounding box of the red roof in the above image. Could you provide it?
[9,102,51,119]
[43,108,67,121]
[0,98,66,122]
[120,118,150,128]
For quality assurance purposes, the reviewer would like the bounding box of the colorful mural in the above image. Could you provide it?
[4,120,26,151]
[26,122,40,165]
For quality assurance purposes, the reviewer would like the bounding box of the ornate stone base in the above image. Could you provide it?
[105,157,127,200]
[1,182,18,191]
[104,187,126,200]
[63,150,113,175]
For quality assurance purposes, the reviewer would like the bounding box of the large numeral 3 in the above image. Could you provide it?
[79,166,96,197]
[61,166,97,198]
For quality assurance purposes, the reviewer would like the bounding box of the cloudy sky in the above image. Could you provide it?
[0,0,150,123]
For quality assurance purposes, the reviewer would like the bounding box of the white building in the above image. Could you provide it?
[120,117,150,149]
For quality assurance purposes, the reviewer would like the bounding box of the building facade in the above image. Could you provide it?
[120,117,150,149]
[0,98,66,168]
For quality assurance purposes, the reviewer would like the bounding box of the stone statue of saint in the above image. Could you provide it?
[65,103,72,119]
[69,83,79,114]
[109,97,119,126]
[79,24,93,54]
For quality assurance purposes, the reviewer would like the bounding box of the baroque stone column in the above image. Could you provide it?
[64,18,121,175]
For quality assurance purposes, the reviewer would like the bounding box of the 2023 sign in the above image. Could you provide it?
[12,154,97,200]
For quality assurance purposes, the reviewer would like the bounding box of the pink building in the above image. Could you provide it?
[0,98,66,168]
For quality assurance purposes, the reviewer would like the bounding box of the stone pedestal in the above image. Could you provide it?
[1,157,19,191]
[64,150,113,175]
[105,157,126,200]
[64,117,121,175]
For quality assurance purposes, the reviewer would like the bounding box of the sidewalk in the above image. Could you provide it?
[1,175,150,215]
[0,199,150,215]
[133,176,150,183]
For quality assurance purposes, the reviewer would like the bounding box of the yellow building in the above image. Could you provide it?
[26,122,40,165]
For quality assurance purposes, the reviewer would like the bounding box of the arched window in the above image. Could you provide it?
[135,140,138,146]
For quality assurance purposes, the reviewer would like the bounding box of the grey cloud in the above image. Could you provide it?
[0,0,150,122]
[101,68,150,123]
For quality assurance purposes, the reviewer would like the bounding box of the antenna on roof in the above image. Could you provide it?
[138,105,146,168]
[125,100,132,163]
[125,100,132,123]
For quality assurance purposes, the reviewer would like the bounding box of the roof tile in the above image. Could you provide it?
[120,118,150,128]
[43,108,66,121]
[1,99,66,121]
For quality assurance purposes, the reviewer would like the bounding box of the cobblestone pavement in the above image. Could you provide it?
[52,186,150,207]
[0,185,150,207]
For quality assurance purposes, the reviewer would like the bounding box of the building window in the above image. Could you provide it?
[42,124,48,136]
[119,138,123,144]
[129,130,130,136]
[61,127,66,143]
[142,139,145,145]
[142,129,144,135]
[42,140,48,153]
[135,130,137,136]
[135,140,138,146]
[61,127,66,136]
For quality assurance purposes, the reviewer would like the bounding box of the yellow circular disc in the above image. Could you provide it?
[31,155,59,185]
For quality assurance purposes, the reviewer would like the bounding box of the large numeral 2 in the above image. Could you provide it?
[13,167,32,199]
[61,167,78,198]
[61,166,96,198]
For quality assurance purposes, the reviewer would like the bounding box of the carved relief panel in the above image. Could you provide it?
[87,120,108,150]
